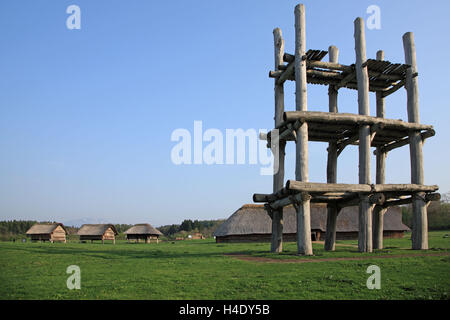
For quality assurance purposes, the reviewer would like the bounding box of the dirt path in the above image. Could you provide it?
[224,252,450,264]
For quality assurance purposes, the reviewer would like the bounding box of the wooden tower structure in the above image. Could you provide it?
[253,4,440,254]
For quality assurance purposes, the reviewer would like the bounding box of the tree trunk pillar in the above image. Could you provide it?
[294,4,313,256]
[271,27,286,253]
[354,17,373,253]
[373,49,387,250]
[325,45,339,251]
[403,32,428,250]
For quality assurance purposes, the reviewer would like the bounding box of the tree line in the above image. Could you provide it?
[0,218,225,241]
[158,219,224,237]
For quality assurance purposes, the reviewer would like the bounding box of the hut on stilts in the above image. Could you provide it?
[77,224,118,244]
[26,223,67,243]
[124,223,162,243]
[253,3,439,255]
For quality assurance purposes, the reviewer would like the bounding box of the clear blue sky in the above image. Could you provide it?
[1,0,449,226]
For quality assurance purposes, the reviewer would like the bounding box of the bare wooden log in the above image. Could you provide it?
[372,184,438,193]
[325,45,339,252]
[307,69,341,78]
[294,4,312,256]
[382,193,439,209]
[283,111,433,131]
[376,129,435,154]
[284,52,352,72]
[337,131,359,156]
[368,70,404,81]
[276,62,294,85]
[269,70,283,78]
[381,79,405,97]
[337,193,385,209]
[271,28,286,253]
[425,193,441,202]
[404,32,428,250]
[287,180,372,193]
[283,53,295,63]
[307,60,352,72]
[355,17,372,253]
[373,50,387,250]
[336,67,355,89]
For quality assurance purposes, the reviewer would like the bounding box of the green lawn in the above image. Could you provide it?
[0,230,449,300]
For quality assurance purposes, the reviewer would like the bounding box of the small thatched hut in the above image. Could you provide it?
[26,223,67,243]
[77,224,118,244]
[124,223,162,243]
[214,204,409,243]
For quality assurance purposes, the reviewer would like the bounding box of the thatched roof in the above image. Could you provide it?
[213,204,409,237]
[77,224,118,236]
[26,223,67,235]
[124,223,162,236]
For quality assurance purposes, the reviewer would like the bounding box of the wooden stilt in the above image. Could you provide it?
[325,45,339,251]
[294,4,312,256]
[373,50,387,250]
[271,27,286,253]
[403,32,428,250]
[354,17,373,253]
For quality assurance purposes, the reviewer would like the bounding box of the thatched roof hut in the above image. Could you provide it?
[77,224,118,244]
[26,223,67,243]
[214,204,409,243]
[124,223,163,243]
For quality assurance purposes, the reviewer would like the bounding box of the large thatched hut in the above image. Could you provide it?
[26,223,67,243]
[214,204,409,243]
[77,224,118,244]
[124,223,162,243]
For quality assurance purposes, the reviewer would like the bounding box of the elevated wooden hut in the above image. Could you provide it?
[214,204,409,243]
[77,224,118,244]
[124,223,162,243]
[26,223,67,243]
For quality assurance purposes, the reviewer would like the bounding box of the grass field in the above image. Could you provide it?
[0,230,449,300]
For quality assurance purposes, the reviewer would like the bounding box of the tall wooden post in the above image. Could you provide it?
[324,45,339,251]
[373,50,387,250]
[403,32,428,250]
[271,28,286,253]
[294,4,313,255]
[354,17,373,253]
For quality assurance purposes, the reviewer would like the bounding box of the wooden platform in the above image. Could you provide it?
[264,110,435,153]
[271,49,410,95]
[253,180,440,211]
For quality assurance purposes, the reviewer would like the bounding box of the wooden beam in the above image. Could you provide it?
[276,62,294,85]
[287,180,371,193]
[376,129,435,154]
[283,111,433,131]
[381,79,405,97]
